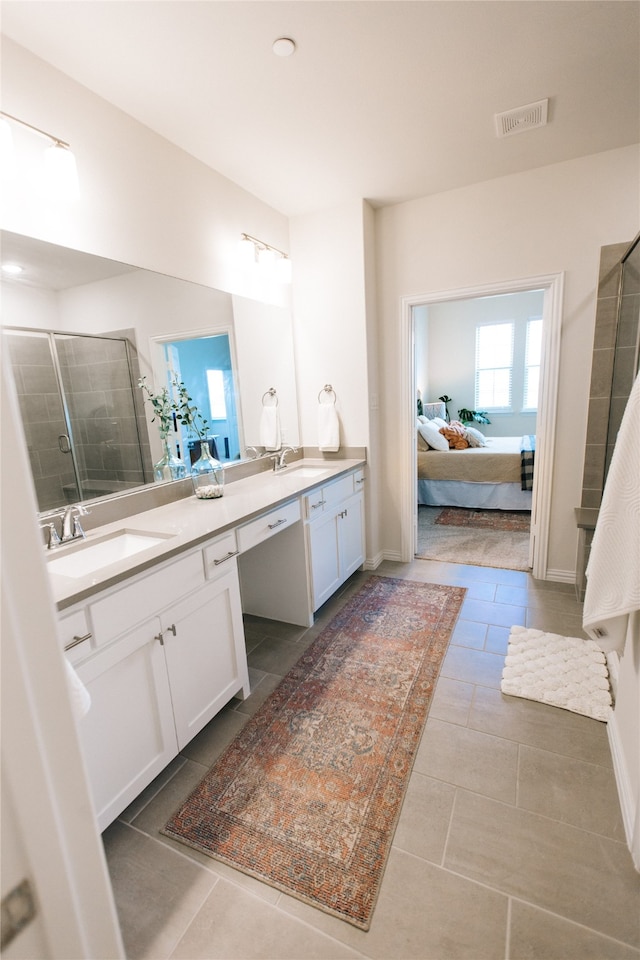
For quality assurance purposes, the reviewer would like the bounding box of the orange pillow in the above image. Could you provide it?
[440,426,469,449]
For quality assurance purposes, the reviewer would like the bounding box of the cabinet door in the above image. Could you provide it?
[162,563,249,750]
[339,492,365,580]
[308,508,342,612]
[75,622,177,831]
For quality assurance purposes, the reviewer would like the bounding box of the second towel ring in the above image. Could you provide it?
[262,387,278,407]
[318,384,336,404]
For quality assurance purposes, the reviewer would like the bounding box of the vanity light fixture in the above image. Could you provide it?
[239,233,292,283]
[0,111,80,201]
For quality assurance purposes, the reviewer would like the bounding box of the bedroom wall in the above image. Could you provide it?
[417,290,544,438]
[375,143,639,579]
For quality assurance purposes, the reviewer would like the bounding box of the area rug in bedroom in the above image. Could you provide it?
[162,575,465,930]
[417,506,531,571]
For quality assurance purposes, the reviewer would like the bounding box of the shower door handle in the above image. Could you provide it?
[58,434,72,454]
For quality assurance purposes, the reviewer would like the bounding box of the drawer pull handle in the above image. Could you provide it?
[311,500,326,510]
[65,632,92,651]
[356,477,365,485]
[213,549,238,566]
[268,518,287,529]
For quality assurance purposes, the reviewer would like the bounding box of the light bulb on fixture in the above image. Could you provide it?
[238,233,292,283]
[238,234,256,265]
[258,245,277,268]
[0,111,80,201]
[43,143,80,201]
[275,256,292,284]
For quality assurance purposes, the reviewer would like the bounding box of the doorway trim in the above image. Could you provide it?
[400,272,564,580]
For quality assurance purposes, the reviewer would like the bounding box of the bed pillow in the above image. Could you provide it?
[440,426,470,450]
[418,420,450,451]
[430,417,448,429]
[465,426,487,447]
[417,429,430,451]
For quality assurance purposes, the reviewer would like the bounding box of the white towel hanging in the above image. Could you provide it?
[317,385,340,452]
[65,658,91,719]
[260,405,281,451]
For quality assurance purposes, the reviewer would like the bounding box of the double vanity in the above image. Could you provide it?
[50,459,365,831]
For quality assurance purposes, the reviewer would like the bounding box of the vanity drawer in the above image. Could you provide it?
[303,473,355,519]
[203,530,238,578]
[58,607,93,664]
[237,500,301,553]
[89,550,204,647]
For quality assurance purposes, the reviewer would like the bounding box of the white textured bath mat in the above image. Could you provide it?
[501,626,612,722]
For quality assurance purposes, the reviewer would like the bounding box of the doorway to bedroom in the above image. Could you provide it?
[414,289,542,571]
[402,273,563,579]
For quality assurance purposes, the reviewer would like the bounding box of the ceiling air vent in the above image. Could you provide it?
[495,98,549,138]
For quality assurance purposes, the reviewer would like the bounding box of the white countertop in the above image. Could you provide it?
[48,459,365,610]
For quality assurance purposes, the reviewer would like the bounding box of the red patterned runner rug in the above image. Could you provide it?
[435,507,531,532]
[162,575,465,930]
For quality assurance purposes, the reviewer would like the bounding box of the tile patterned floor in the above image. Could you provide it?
[103,559,640,959]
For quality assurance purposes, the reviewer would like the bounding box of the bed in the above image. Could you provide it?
[417,432,534,510]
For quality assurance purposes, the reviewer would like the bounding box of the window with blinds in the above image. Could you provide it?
[475,322,514,410]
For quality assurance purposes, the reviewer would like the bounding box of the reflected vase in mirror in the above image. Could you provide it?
[191,441,224,499]
[154,439,187,483]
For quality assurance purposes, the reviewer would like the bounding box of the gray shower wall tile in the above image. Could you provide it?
[585,397,610,446]
[592,296,619,349]
[588,347,615,397]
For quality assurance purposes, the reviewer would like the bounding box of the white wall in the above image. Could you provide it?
[375,144,639,578]
[289,200,370,450]
[1,40,290,304]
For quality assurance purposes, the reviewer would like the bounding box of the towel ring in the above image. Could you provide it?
[262,387,278,407]
[318,384,336,404]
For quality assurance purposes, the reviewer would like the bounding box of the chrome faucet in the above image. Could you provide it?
[271,446,298,471]
[41,504,89,549]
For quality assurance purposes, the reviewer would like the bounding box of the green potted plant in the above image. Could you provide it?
[172,378,224,499]
[457,408,491,426]
[138,376,187,482]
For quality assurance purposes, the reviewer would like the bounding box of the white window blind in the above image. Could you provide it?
[524,318,542,410]
[475,322,513,409]
[206,369,227,419]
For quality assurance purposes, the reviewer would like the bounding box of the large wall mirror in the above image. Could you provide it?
[1,230,300,514]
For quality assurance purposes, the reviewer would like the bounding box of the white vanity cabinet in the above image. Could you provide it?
[61,532,248,831]
[304,469,365,611]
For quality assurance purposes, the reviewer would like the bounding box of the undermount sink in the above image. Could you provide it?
[280,466,328,478]
[46,529,172,579]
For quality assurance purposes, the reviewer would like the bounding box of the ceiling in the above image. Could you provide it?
[1,1,639,217]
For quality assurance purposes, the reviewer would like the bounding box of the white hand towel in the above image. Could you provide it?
[583,371,640,654]
[259,405,281,451]
[65,658,91,719]
[318,403,340,452]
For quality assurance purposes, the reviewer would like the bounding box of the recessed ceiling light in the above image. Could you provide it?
[272,37,296,57]
[2,263,23,275]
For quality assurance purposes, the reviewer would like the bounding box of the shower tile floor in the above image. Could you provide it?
[103,559,640,959]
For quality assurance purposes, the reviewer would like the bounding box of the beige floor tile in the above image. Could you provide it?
[170,879,362,959]
[233,671,283,716]
[247,634,310,675]
[119,755,187,823]
[180,702,249,767]
[103,821,218,960]
[469,686,613,766]
[461,596,527,628]
[485,625,510,654]
[392,773,456,864]
[524,607,587,637]
[517,744,627,841]
[279,850,509,959]
[445,790,640,946]
[508,899,640,959]
[441,644,505,689]
[429,676,475,725]
[452,618,488,648]
[415,718,518,803]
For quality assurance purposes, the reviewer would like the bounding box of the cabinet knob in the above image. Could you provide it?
[356,477,365,485]
[154,632,164,646]
[167,624,177,636]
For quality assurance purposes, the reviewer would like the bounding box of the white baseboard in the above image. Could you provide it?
[607,710,640,872]
[544,568,576,584]
[363,552,384,571]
